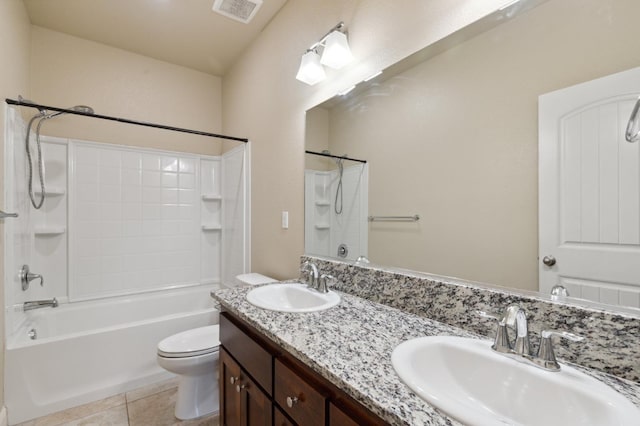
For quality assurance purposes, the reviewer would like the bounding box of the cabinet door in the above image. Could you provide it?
[274,407,296,426]
[240,373,272,426]
[329,402,360,426]
[221,348,243,426]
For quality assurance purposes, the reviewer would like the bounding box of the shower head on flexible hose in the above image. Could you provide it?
[25,103,95,209]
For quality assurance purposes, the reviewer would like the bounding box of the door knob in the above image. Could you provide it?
[542,255,556,267]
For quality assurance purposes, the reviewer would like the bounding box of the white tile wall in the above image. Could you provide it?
[5,115,243,313]
[70,142,209,300]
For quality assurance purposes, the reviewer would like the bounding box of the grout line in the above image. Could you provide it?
[125,398,132,426]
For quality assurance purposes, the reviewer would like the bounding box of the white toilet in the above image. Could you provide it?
[157,273,276,420]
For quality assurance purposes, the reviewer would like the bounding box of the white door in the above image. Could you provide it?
[539,66,640,308]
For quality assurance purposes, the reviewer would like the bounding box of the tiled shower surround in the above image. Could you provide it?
[302,255,640,382]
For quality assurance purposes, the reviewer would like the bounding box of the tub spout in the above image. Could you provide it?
[23,298,58,311]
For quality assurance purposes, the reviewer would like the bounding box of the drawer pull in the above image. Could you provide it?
[229,376,240,385]
[286,396,299,408]
[236,383,247,393]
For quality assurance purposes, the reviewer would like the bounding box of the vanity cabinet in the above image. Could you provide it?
[219,311,386,426]
[220,348,272,425]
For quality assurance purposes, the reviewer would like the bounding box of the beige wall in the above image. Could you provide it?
[323,0,640,291]
[0,0,31,410]
[222,0,509,280]
[30,26,223,155]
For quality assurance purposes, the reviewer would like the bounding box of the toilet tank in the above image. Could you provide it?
[234,273,277,287]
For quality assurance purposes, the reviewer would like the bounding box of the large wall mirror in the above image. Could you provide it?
[304,0,640,312]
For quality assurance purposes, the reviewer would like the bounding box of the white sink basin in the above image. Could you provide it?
[392,336,640,426]
[246,283,340,313]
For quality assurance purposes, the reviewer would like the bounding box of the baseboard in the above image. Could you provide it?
[0,406,7,426]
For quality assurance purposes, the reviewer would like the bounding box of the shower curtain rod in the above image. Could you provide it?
[5,98,249,143]
[305,150,367,163]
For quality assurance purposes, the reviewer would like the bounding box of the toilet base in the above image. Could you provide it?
[174,370,219,420]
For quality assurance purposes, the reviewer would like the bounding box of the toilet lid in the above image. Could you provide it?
[158,325,220,358]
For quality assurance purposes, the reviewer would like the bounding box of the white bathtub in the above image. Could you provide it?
[5,285,219,425]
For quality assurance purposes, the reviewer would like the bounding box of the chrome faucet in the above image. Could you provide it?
[478,305,583,372]
[300,261,319,289]
[506,305,531,356]
[24,298,58,311]
[300,261,334,293]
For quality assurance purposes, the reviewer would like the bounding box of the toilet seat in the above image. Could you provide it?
[157,325,220,358]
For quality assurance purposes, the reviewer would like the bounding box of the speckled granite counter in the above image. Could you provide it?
[304,256,640,382]
[212,286,640,426]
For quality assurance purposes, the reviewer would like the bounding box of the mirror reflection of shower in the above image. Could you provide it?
[304,150,368,262]
[22,96,95,209]
[321,150,344,215]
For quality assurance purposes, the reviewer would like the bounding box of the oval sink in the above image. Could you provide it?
[392,336,640,426]
[246,283,340,313]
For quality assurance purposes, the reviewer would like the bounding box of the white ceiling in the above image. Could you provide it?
[23,0,288,76]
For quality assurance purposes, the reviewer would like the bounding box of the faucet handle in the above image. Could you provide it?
[476,310,502,323]
[535,329,585,371]
[19,264,44,291]
[318,274,336,293]
[541,329,584,342]
[476,310,511,353]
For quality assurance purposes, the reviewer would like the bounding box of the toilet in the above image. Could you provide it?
[157,273,276,420]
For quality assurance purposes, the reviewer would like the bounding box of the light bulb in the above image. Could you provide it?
[296,50,326,85]
[320,31,353,70]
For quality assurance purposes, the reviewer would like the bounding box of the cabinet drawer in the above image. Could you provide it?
[329,402,360,426]
[274,359,325,426]
[220,313,273,395]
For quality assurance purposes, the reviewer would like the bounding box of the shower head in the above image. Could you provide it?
[71,105,94,114]
[320,150,346,165]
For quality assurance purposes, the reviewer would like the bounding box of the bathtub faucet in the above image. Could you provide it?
[23,297,58,311]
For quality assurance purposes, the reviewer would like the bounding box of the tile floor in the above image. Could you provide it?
[16,378,219,426]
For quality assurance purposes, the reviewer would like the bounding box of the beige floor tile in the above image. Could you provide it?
[59,405,129,426]
[19,381,219,426]
[18,394,126,426]
[125,377,179,403]
[127,388,178,426]
[176,414,219,426]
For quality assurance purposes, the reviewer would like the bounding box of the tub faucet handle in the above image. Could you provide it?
[19,264,44,291]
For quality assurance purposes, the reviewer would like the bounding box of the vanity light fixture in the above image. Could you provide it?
[295,22,353,86]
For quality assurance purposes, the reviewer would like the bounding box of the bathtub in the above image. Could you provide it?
[5,285,219,425]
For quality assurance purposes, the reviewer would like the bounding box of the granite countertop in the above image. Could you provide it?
[212,285,640,426]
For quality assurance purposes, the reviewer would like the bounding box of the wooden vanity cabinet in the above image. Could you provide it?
[220,348,272,426]
[219,311,386,426]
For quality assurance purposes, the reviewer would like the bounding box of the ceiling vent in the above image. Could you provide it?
[212,0,263,24]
